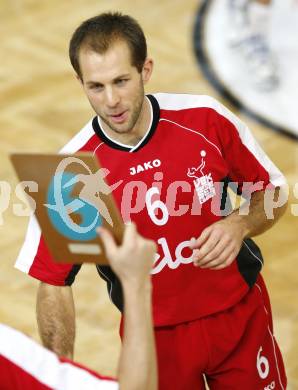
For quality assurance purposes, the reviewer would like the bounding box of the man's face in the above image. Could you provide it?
[78,41,151,135]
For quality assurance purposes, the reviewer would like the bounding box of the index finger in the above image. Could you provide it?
[190,227,211,249]
[123,222,137,244]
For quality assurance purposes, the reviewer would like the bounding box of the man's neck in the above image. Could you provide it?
[101,97,152,147]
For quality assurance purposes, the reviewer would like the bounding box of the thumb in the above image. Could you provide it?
[97,227,117,257]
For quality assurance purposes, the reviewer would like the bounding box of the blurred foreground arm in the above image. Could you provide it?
[99,223,157,390]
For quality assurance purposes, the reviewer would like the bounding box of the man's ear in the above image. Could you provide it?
[142,58,154,84]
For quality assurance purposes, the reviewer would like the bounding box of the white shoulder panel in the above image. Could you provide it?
[0,323,119,390]
[59,119,95,153]
[154,93,286,187]
[153,92,221,111]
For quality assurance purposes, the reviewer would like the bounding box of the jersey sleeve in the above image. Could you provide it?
[14,215,80,286]
[211,99,286,194]
[0,323,118,390]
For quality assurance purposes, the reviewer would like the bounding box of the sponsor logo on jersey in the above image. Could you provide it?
[130,159,161,176]
[187,150,216,204]
[151,236,196,274]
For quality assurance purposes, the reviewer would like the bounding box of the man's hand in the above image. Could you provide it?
[98,222,157,285]
[191,188,287,270]
[190,218,245,270]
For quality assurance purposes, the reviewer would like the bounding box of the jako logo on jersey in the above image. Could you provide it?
[130,159,161,175]
[264,381,275,390]
[187,150,216,204]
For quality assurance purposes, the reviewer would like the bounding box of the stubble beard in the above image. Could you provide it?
[101,97,143,135]
[97,81,145,135]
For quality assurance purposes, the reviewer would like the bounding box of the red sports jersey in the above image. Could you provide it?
[0,323,118,389]
[15,93,286,326]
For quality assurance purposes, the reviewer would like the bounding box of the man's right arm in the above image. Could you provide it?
[119,278,155,390]
[99,223,157,390]
[36,282,75,359]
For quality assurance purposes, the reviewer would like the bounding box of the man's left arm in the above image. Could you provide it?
[191,187,288,270]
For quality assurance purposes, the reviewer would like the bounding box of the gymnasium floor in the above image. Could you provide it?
[0,0,297,387]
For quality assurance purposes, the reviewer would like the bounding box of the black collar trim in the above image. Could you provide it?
[92,94,160,152]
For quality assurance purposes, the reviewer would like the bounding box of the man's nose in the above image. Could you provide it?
[105,87,120,107]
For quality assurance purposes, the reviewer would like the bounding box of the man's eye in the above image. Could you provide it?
[90,85,103,90]
[116,79,128,85]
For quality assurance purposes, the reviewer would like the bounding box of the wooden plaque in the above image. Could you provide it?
[10,153,124,265]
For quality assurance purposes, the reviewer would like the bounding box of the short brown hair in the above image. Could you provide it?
[69,12,147,79]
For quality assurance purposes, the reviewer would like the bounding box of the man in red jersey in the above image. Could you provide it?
[2,224,157,390]
[15,12,287,389]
